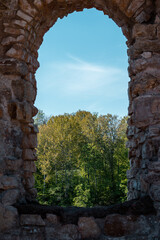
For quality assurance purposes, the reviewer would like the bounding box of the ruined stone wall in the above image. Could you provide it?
[0,0,160,239]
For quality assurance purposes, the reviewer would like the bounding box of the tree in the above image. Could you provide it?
[34,109,48,127]
[35,111,129,206]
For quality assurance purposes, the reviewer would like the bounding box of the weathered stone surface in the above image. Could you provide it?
[132,24,156,39]
[104,214,157,237]
[132,96,160,127]
[12,79,25,101]
[27,187,37,198]
[60,224,80,240]
[13,19,28,29]
[78,217,101,239]
[148,162,160,173]
[6,159,23,171]
[0,106,3,118]
[23,172,35,189]
[6,47,26,60]
[0,204,18,232]
[20,214,45,226]
[45,224,80,240]
[46,0,54,4]
[144,172,160,183]
[127,0,145,17]
[34,0,43,9]
[149,184,160,201]
[46,214,59,225]
[17,10,33,22]
[104,214,137,237]
[23,149,37,160]
[141,52,152,59]
[22,134,37,149]
[2,35,25,46]
[2,189,20,206]
[23,161,37,172]
[19,0,38,17]
[4,27,25,36]
[0,176,19,190]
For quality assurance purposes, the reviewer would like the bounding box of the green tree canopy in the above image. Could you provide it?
[35,111,129,206]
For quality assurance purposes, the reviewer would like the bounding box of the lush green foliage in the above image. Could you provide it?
[35,110,129,207]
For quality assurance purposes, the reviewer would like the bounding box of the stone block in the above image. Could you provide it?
[0,176,19,190]
[148,162,160,173]
[132,96,160,128]
[60,224,80,240]
[8,102,17,120]
[23,149,37,160]
[46,214,59,225]
[132,24,156,39]
[126,0,145,17]
[23,161,37,172]
[17,10,33,23]
[148,126,160,137]
[127,126,135,138]
[34,0,43,9]
[112,0,131,13]
[20,0,38,17]
[126,168,139,179]
[6,159,23,171]
[144,173,160,184]
[134,39,160,52]
[27,188,37,199]
[129,179,140,191]
[2,35,25,45]
[142,141,153,160]
[25,81,36,102]
[11,79,25,101]
[149,184,160,201]
[104,214,138,237]
[13,19,28,28]
[104,214,155,237]
[126,139,137,148]
[20,214,45,226]
[140,176,149,193]
[2,189,20,206]
[15,102,33,122]
[45,224,80,240]
[78,217,101,239]
[22,134,37,149]
[6,47,26,61]
[141,52,152,59]
[0,204,18,232]
[23,172,35,189]
[4,27,25,36]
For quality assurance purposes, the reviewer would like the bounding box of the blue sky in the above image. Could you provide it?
[35,8,129,117]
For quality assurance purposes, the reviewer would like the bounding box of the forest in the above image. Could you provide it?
[34,110,129,207]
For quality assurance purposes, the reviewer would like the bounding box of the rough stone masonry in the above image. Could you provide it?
[0,0,160,239]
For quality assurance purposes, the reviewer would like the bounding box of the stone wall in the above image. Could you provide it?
[0,0,160,239]
[0,197,159,240]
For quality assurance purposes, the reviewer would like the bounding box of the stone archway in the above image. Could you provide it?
[0,0,160,221]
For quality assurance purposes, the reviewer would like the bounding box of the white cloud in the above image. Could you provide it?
[35,54,129,117]
[38,55,128,98]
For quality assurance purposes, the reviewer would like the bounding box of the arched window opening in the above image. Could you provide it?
[34,9,129,207]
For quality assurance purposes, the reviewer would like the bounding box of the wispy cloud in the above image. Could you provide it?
[38,54,127,97]
[36,54,129,117]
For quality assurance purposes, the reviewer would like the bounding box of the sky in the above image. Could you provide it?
[35,8,129,118]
